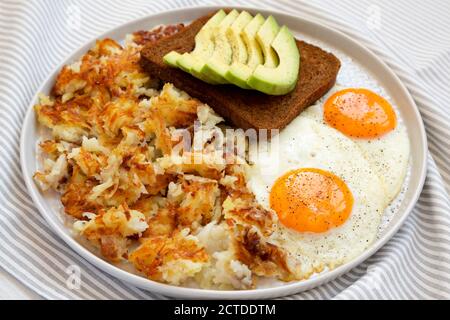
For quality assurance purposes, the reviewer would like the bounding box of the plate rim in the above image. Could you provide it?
[19,4,428,299]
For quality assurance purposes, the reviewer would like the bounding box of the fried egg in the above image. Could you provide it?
[246,116,386,279]
[302,86,410,204]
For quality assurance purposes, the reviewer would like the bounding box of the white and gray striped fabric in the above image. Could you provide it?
[0,0,449,299]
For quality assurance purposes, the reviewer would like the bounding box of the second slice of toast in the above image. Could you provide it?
[141,12,341,131]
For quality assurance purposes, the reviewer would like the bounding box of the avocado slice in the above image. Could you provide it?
[256,15,280,68]
[163,51,182,67]
[225,13,265,89]
[200,10,240,84]
[247,26,300,95]
[176,10,227,84]
[244,14,265,68]
[223,11,254,89]
[227,11,253,64]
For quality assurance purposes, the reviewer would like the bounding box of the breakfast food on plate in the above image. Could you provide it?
[141,11,340,130]
[247,117,386,278]
[33,29,298,290]
[302,86,410,203]
[226,13,265,89]
[164,10,299,95]
[33,9,410,290]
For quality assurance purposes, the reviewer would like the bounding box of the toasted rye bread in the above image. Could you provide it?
[141,12,341,130]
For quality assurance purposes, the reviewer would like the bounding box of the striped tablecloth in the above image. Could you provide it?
[0,0,449,299]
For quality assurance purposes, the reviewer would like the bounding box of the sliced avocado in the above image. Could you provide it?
[192,9,227,57]
[163,51,182,67]
[225,13,265,89]
[176,10,227,84]
[223,11,254,89]
[176,54,218,84]
[227,11,253,65]
[200,10,240,84]
[256,15,280,68]
[176,53,195,73]
[243,14,265,68]
[247,26,300,95]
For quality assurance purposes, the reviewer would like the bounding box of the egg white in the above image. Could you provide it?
[302,85,410,204]
[247,116,386,279]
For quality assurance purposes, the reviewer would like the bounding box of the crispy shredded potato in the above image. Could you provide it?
[129,228,209,285]
[33,28,300,289]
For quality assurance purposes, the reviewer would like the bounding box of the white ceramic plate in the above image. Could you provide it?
[20,5,427,299]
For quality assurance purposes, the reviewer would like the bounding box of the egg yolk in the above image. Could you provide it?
[324,88,396,138]
[270,168,353,233]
